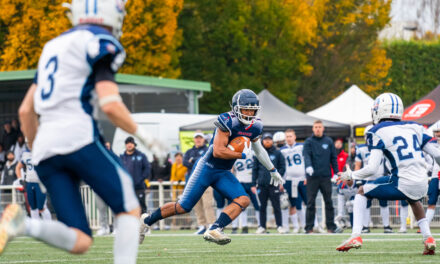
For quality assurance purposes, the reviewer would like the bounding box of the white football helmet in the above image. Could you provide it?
[280,192,290,210]
[64,0,127,38]
[273,131,286,143]
[371,93,404,125]
[364,124,373,140]
[431,121,440,140]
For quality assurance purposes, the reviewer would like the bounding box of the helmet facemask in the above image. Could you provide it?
[233,103,260,126]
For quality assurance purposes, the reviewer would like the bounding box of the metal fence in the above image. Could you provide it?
[2,183,440,231]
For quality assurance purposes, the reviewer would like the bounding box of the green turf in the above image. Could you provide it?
[1,229,440,263]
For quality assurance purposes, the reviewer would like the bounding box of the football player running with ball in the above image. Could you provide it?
[140,89,285,245]
[336,93,440,255]
[1,1,166,263]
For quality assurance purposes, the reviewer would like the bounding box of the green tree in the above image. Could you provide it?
[179,0,320,113]
[296,0,392,111]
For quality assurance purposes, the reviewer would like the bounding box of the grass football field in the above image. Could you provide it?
[1,229,440,263]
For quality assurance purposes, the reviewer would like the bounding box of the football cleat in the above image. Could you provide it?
[194,225,206,235]
[336,236,363,252]
[255,226,266,234]
[292,227,299,234]
[139,213,150,244]
[383,226,393,233]
[0,204,26,255]
[241,226,248,234]
[361,226,370,233]
[277,226,288,234]
[398,228,407,233]
[203,228,231,245]
[423,237,436,255]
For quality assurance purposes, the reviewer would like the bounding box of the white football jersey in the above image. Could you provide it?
[21,151,40,183]
[280,143,305,181]
[367,121,434,200]
[32,25,125,165]
[355,144,386,180]
[233,153,253,183]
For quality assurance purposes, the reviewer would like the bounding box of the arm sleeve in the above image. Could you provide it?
[423,142,440,167]
[352,149,384,180]
[251,139,275,171]
[330,141,339,174]
[303,139,312,169]
[252,156,259,186]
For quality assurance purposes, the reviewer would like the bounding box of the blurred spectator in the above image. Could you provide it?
[0,143,5,172]
[1,151,17,185]
[1,151,18,205]
[183,131,215,235]
[273,131,286,148]
[170,153,187,202]
[2,122,18,151]
[303,120,340,233]
[120,136,150,214]
[334,138,348,173]
[10,119,20,134]
[252,133,286,234]
[11,134,26,163]
[150,154,172,183]
[346,142,357,171]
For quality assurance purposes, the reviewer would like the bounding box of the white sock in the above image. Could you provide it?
[352,194,367,237]
[426,208,435,224]
[41,207,52,221]
[25,218,77,252]
[255,211,260,226]
[363,207,370,227]
[418,218,432,241]
[282,209,290,229]
[232,217,239,228]
[30,209,40,219]
[240,210,248,227]
[290,214,299,229]
[298,209,305,228]
[114,215,140,264]
[380,206,390,227]
[216,209,223,218]
[400,206,408,230]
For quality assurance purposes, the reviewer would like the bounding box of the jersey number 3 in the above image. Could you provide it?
[41,56,58,100]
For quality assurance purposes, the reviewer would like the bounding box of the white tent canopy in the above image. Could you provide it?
[307,85,374,125]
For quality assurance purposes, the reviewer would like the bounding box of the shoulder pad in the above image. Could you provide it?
[214,112,233,133]
[86,35,125,72]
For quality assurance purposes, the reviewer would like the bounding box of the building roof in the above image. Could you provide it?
[0,70,211,92]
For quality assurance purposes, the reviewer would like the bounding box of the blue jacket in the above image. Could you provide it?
[252,146,286,187]
[183,145,208,172]
[120,149,150,190]
[303,134,338,177]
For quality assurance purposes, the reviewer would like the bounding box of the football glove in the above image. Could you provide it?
[241,141,252,159]
[270,169,285,187]
[337,165,353,184]
[305,166,314,176]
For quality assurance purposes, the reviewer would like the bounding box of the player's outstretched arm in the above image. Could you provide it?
[252,139,285,186]
[212,129,243,159]
[96,80,137,134]
[350,149,383,180]
[423,142,440,166]
[18,84,39,149]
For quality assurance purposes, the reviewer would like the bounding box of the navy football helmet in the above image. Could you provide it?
[231,89,260,125]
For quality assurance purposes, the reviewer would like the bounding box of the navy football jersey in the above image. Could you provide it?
[204,111,263,170]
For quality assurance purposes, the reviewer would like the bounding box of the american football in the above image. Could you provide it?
[227,136,250,152]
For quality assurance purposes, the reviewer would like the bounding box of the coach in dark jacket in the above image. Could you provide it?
[252,133,286,233]
[183,131,208,181]
[120,136,150,213]
[303,120,339,233]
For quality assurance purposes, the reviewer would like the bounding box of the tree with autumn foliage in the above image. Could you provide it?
[296,0,392,111]
[179,0,323,113]
[0,0,183,79]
